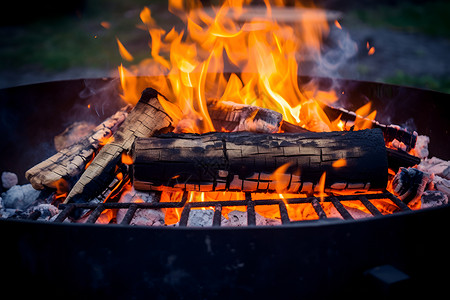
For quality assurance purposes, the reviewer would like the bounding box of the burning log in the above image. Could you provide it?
[26,106,130,190]
[64,88,174,204]
[322,105,418,152]
[132,129,388,193]
[208,100,283,133]
[392,167,431,205]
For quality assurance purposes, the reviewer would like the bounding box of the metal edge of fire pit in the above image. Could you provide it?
[1,204,449,299]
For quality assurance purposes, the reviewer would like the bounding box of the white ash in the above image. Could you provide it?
[119,186,157,203]
[421,190,448,209]
[27,204,59,221]
[115,186,164,226]
[187,209,216,227]
[222,210,281,226]
[1,184,41,210]
[418,157,450,180]
[413,135,430,159]
[1,172,18,189]
[432,175,450,196]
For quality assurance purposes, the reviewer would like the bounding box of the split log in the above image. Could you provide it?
[64,88,173,204]
[132,129,388,193]
[392,167,431,205]
[207,100,283,133]
[26,106,130,190]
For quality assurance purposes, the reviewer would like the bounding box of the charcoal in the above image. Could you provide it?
[27,204,59,221]
[1,172,18,189]
[421,190,448,209]
[392,167,431,205]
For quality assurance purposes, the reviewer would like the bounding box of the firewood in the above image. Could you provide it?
[64,88,174,204]
[322,105,417,152]
[207,99,283,133]
[25,106,131,190]
[132,129,388,193]
[392,167,431,205]
[282,118,419,171]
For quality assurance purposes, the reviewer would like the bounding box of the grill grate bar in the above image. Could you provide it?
[383,191,411,211]
[120,203,138,225]
[246,193,256,226]
[54,191,408,225]
[359,196,383,216]
[212,204,222,227]
[278,201,290,224]
[311,198,327,219]
[86,204,105,223]
[329,196,354,220]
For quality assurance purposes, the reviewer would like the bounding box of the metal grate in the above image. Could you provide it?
[54,190,410,226]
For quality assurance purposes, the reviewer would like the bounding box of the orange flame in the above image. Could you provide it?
[113,1,386,224]
[121,152,133,165]
[117,0,335,133]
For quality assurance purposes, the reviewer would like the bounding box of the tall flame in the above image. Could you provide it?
[113,0,382,224]
[117,0,337,133]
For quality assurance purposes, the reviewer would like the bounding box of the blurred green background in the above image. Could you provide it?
[0,0,449,93]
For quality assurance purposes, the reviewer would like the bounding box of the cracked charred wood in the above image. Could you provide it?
[392,167,431,205]
[386,148,421,172]
[322,105,417,152]
[207,100,283,133]
[25,106,131,190]
[64,88,174,204]
[132,129,388,194]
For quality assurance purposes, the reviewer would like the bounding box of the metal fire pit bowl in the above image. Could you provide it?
[1,76,449,299]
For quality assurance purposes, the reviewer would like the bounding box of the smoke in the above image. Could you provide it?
[314,26,358,78]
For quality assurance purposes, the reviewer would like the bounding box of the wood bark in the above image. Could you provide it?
[207,99,282,133]
[322,105,417,151]
[132,129,388,193]
[64,88,173,203]
[25,106,130,190]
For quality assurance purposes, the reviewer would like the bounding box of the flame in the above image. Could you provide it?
[121,152,133,165]
[111,0,390,224]
[334,19,342,30]
[332,158,347,168]
[117,0,335,133]
[116,38,134,62]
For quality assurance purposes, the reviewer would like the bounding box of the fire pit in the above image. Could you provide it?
[1,0,450,298]
[1,76,449,299]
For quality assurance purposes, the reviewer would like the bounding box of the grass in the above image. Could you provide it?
[386,71,450,94]
[0,0,159,72]
[348,1,450,38]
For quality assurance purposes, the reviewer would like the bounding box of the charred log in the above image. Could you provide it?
[26,106,130,190]
[132,129,388,193]
[64,88,173,204]
[392,167,431,205]
[322,105,417,151]
[208,100,282,133]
